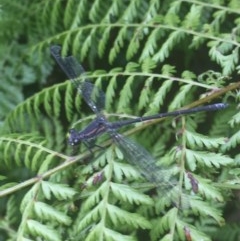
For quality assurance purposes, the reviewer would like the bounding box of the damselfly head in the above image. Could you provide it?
[68,128,81,146]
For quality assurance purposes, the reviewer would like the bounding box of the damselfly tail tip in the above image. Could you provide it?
[215,102,229,110]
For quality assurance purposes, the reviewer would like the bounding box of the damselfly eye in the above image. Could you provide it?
[74,139,79,144]
[67,128,80,146]
[68,139,78,146]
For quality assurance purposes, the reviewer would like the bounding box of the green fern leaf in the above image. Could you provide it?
[14,143,24,167]
[223,129,240,150]
[26,219,61,241]
[103,227,137,241]
[111,161,141,182]
[153,30,186,62]
[190,199,225,225]
[106,203,151,229]
[38,153,57,174]
[109,26,127,63]
[151,207,178,239]
[81,186,103,212]
[117,76,134,112]
[63,0,76,28]
[110,182,153,205]
[141,58,157,72]
[229,111,240,127]
[84,224,137,241]
[81,29,95,60]
[184,149,233,171]
[169,84,193,110]
[98,27,111,58]
[65,82,75,122]
[182,4,202,30]
[148,79,173,113]
[53,87,61,117]
[189,174,224,202]
[6,196,20,226]
[209,41,239,75]
[105,75,118,111]
[51,0,63,33]
[126,30,141,60]
[77,201,104,232]
[44,90,53,116]
[24,145,34,169]
[185,130,226,149]
[176,220,211,241]
[41,181,76,200]
[139,27,164,62]
[34,201,71,225]
[20,183,39,212]
[0,134,45,168]
[138,77,153,110]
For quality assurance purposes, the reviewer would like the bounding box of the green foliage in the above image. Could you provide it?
[0,0,240,241]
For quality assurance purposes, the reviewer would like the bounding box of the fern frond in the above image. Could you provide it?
[15,180,76,241]
[109,26,128,64]
[26,219,61,241]
[169,84,193,109]
[85,224,138,241]
[223,129,240,150]
[109,182,153,205]
[41,181,76,200]
[34,201,71,225]
[190,199,225,225]
[229,111,240,127]
[185,129,226,149]
[1,1,240,240]
[150,208,178,240]
[105,73,118,110]
[117,76,134,112]
[0,134,45,168]
[153,30,186,62]
[209,41,239,76]
[212,222,240,241]
[190,174,224,201]
[184,149,233,171]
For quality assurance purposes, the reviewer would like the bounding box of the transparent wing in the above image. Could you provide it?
[111,132,172,183]
[110,131,188,207]
[50,45,105,113]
